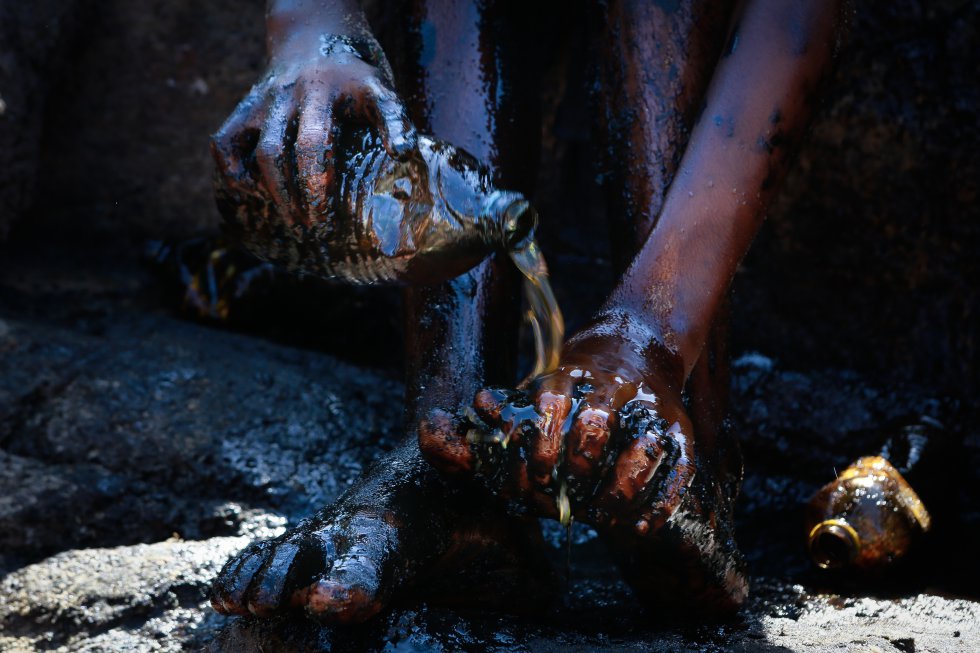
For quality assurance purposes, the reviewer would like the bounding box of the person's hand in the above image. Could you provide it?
[420,314,695,537]
[211,30,417,247]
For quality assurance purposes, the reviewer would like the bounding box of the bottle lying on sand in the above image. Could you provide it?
[804,416,947,571]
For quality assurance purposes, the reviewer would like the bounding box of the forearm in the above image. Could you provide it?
[604,0,844,380]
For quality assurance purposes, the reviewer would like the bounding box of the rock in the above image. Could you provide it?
[759,588,979,653]
[205,582,980,652]
[0,537,258,652]
[0,305,402,571]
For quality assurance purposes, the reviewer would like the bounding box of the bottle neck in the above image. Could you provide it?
[480,191,537,250]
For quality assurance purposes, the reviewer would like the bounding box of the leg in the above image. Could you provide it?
[212,0,551,622]
[592,0,842,611]
[421,0,842,614]
[595,0,746,612]
[596,0,736,274]
[399,0,544,422]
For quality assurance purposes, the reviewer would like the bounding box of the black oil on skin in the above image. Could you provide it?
[210,438,558,623]
[216,0,846,627]
[594,0,736,273]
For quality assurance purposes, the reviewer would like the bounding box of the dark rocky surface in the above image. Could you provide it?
[1,244,978,652]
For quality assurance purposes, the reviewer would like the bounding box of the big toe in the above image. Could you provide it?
[292,557,385,624]
[301,578,383,624]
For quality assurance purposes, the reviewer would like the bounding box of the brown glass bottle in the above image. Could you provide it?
[804,416,946,571]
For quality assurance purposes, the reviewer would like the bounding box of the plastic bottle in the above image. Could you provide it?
[223,130,537,286]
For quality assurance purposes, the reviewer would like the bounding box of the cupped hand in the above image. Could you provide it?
[420,314,696,537]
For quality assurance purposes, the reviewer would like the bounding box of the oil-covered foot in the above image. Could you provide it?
[420,317,747,613]
[212,509,401,623]
[211,441,556,622]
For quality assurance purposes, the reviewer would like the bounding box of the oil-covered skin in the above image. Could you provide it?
[595,0,745,613]
[596,0,736,273]
[211,0,415,234]
[218,125,536,285]
[606,0,845,379]
[212,0,546,623]
[421,0,843,612]
[211,440,556,622]
[211,0,534,286]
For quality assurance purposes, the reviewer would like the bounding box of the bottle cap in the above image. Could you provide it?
[483,191,538,249]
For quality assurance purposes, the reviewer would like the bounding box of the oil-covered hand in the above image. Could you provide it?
[212,19,416,223]
[210,5,451,283]
[211,8,535,286]
[420,314,695,537]
[421,312,748,613]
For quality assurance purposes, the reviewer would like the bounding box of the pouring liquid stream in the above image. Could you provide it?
[509,238,573,527]
[509,238,564,386]
[466,237,571,525]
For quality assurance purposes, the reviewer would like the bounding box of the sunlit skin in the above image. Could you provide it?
[210,0,844,622]
[421,0,843,610]
[210,1,538,287]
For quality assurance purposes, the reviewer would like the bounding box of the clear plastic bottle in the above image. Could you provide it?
[223,130,537,286]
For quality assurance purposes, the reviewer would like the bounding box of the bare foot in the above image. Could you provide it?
[211,440,556,623]
[420,316,747,613]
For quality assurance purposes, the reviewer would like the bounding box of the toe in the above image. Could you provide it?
[292,551,385,624]
[291,511,395,624]
[245,539,302,617]
[301,577,383,624]
[211,544,269,615]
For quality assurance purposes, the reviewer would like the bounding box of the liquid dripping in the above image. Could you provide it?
[556,482,571,527]
[509,238,565,387]
[466,238,569,524]
[510,239,572,526]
